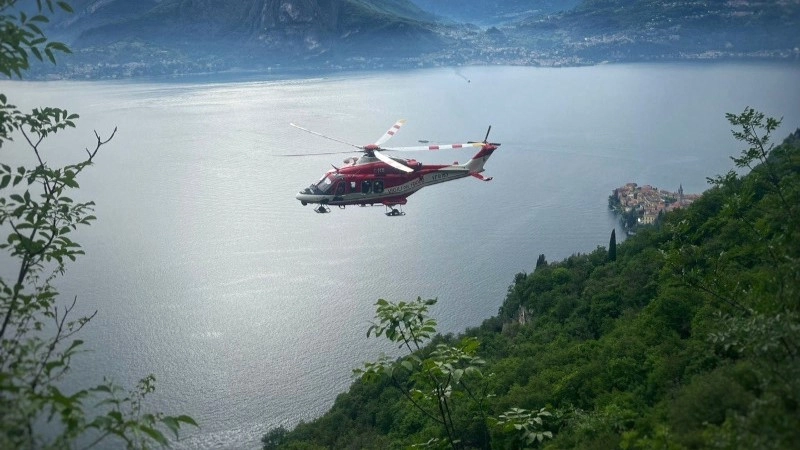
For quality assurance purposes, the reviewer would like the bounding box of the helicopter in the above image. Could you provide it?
[288,120,500,215]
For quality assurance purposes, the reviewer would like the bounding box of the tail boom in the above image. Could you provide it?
[464,144,499,174]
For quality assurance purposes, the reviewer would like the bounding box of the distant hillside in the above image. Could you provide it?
[44,0,161,41]
[509,0,800,61]
[70,0,438,49]
[24,0,800,79]
[409,0,582,25]
[35,0,445,78]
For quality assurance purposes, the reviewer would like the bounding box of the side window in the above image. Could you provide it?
[335,182,345,195]
[373,180,384,194]
[361,180,372,194]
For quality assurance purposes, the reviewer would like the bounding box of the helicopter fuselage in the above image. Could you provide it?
[295,145,497,208]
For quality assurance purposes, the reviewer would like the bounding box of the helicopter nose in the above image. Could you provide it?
[296,191,313,206]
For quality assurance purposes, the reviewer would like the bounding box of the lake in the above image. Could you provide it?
[3,62,799,449]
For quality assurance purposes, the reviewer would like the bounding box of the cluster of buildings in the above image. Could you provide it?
[610,182,701,227]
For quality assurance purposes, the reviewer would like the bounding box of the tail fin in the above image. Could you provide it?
[464,144,499,174]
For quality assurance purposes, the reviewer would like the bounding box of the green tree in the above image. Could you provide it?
[355,298,486,449]
[608,229,617,262]
[666,108,800,448]
[535,253,547,269]
[0,1,196,447]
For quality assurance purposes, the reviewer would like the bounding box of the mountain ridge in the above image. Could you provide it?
[26,0,800,79]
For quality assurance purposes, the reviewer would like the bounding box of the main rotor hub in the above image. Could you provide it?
[363,144,379,151]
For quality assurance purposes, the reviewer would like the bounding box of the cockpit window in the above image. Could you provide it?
[315,175,334,193]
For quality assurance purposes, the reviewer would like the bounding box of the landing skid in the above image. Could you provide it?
[385,206,405,217]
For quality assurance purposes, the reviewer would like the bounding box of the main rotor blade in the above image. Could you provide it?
[290,123,363,149]
[374,119,406,146]
[373,150,414,173]
[382,142,483,152]
[277,150,356,157]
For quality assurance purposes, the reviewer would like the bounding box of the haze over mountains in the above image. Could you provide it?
[30,0,800,79]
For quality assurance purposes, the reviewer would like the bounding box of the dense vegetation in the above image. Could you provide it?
[264,110,800,449]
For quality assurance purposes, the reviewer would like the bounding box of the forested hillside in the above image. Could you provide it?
[263,109,800,449]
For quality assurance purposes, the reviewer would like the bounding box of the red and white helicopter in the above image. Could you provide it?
[289,120,500,215]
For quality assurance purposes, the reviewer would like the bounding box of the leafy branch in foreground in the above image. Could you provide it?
[355,297,551,449]
[492,407,553,449]
[0,0,72,79]
[0,1,197,447]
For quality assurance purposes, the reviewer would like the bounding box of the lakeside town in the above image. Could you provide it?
[609,182,702,230]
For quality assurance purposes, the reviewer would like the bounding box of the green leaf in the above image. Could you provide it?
[44,360,64,375]
[108,410,123,423]
[30,46,43,62]
[27,22,44,36]
[57,1,74,13]
[0,175,10,189]
[162,416,180,438]
[139,425,169,445]
[66,339,84,352]
[452,368,464,385]
[176,415,199,427]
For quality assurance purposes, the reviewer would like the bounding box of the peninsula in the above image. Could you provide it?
[609,182,701,230]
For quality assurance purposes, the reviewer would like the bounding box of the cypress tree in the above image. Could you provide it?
[536,253,547,269]
[609,229,617,262]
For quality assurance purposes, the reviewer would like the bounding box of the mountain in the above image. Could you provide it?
[44,0,162,41]
[37,0,446,78]
[71,0,439,51]
[507,0,800,62]
[408,0,582,25]
[26,0,800,79]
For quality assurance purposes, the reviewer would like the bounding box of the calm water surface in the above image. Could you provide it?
[3,63,799,448]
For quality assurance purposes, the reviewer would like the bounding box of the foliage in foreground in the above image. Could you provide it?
[265,108,800,449]
[0,1,196,447]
